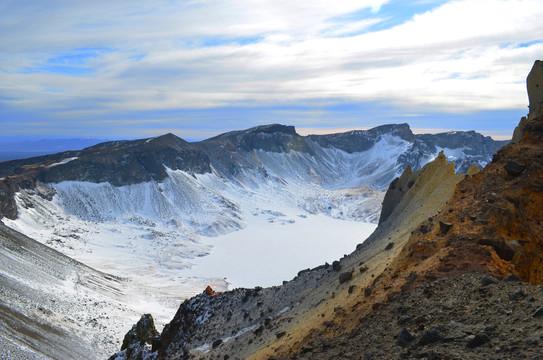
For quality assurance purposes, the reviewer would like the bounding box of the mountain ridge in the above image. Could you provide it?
[0,123,507,221]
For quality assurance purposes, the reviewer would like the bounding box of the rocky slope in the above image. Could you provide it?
[0,220,158,360]
[110,61,542,360]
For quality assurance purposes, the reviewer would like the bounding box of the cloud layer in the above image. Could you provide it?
[1,0,542,139]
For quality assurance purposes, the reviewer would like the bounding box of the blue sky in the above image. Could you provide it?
[1,0,542,141]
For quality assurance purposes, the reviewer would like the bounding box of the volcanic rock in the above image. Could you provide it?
[504,160,526,176]
[438,221,452,234]
[528,59,543,119]
[466,333,490,349]
[397,328,414,347]
[118,314,159,360]
[339,271,353,284]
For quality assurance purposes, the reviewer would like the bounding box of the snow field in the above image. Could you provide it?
[182,212,376,289]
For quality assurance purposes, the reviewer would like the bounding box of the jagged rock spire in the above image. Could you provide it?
[512,60,543,143]
[528,59,543,120]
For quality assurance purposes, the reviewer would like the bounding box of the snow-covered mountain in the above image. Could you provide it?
[0,123,507,356]
[0,124,507,288]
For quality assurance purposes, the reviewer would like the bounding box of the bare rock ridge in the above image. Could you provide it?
[0,134,212,219]
[202,124,306,153]
[307,123,414,153]
[376,151,462,227]
[110,61,542,360]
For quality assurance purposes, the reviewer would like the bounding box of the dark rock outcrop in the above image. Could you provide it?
[338,271,353,284]
[307,123,414,154]
[200,124,309,154]
[527,59,543,119]
[38,133,211,185]
[115,314,159,360]
[504,160,526,176]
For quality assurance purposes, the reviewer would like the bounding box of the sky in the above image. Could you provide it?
[1,0,542,141]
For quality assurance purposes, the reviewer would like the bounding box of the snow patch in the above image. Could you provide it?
[47,157,78,167]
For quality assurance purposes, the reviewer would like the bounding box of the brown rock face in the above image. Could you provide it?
[393,62,543,284]
[512,60,542,143]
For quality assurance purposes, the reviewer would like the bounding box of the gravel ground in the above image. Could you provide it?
[280,273,543,360]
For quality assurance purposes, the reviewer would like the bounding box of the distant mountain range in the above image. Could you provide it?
[0,137,111,162]
[0,123,507,220]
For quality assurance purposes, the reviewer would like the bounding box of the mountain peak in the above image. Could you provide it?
[202,123,305,153]
[145,132,190,148]
[209,123,298,141]
[248,124,298,136]
[307,123,414,154]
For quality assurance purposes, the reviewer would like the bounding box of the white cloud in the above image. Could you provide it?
[0,0,542,133]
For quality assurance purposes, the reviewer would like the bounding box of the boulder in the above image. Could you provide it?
[504,160,526,176]
[477,239,515,261]
[439,221,452,234]
[503,273,522,282]
[444,321,472,341]
[397,328,414,347]
[480,276,499,286]
[466,333,490,349]
[418,326,443,346]
[339,271,353,284]
[509,289,526,300]
[118,314,159,360]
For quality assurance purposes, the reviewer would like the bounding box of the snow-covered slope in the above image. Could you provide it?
[0,123,507,294]
[3,168,381,293]
[0,123,507,357]
[0,221,177,359]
